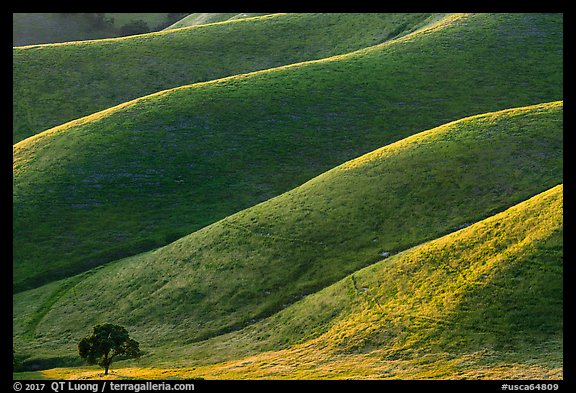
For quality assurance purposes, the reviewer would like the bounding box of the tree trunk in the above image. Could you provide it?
[103,353,110,375]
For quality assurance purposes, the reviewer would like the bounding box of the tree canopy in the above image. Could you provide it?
[78,323,141,375]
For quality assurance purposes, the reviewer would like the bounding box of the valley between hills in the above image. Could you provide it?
[13,13,563,380]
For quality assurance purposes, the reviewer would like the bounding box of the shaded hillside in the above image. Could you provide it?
[13,12,438,143]
[12,13,184,47]
[13,13,563,292]
[13,102,563,367]
[13,13,118,46]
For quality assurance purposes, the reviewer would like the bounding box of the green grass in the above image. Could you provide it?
[12,102,563,372]
[13,183,563,379]
[163,13,271,29]
[13,12,440,143]
[12,11,564,380]
[174,184,562,380]
[13,13,563,293]
[191,183,560,379]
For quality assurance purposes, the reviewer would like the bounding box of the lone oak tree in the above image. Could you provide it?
[78,323,141,375]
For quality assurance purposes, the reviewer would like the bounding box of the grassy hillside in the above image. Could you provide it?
[161,183,563,380]
[163,13,271,29]
[13,182,563,379]
[12,13,183,47]
[13,102,563,371]
[106,13,186,30]
[13,13,563,292]
[13,12,439,143]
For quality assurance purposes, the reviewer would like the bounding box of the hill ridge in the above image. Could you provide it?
[14,13,289,49]
[13,101,563,365]
[163,13,275,31]
[14,183,563,379]
[166,183,563,379]
[14,13,564,292]
[15,13,461,147]
[14,12,444,142]
[12,12,564,380]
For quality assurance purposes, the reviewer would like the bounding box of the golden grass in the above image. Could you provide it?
[340,101,563,172]
[28,349,561,380]
[17,185,562,381]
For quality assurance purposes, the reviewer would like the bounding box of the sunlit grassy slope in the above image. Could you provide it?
[13,12,440,143]
[163,13,271,29]
[13,102,563,373]
[178,184,562,380]
[13,14,563,293]
[14,183,563,379]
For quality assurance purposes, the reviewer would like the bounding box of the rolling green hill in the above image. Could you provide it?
[13,12,440,143]
[159,183,561,380]
[163,13,271,29]
[13,13,563,293]
[12,102,563,374]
